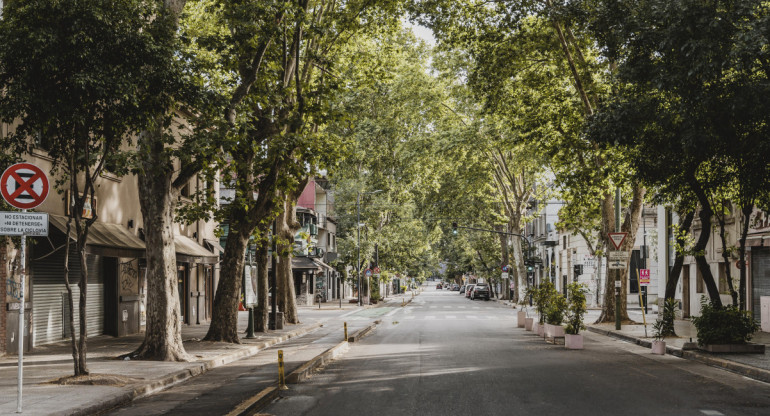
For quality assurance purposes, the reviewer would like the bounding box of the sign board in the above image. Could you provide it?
[608,260,627,270]
[582,255,597,268]
[501,272,509,279]
[373,267,381,274]
[1,163,49,210]
[608,251,628,261]
[365,269,372,277]
[0,212,48,236]
[639,269,650,286]
[244,265,257,307]
[608,232,628,250]
[501,265,509,272]
[615,280,622,288]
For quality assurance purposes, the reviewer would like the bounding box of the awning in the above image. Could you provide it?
[204,238,225,253]
[312,258,334,271]
[175,234,218,264]
[292,256,322,271]
[48,214,146,258]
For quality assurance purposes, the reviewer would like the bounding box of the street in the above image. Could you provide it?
[262,285,770,416]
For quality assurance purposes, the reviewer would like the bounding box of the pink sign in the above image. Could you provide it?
[639,269,650,286]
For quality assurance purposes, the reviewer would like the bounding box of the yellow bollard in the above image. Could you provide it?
[344,322,348,341]
[278,350,288,390]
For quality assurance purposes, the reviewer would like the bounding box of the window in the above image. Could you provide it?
[718,262,729,293]
[563,236,567,249]
[696,265,704,293]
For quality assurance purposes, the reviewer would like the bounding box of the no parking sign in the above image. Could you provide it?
[1,163,49,209]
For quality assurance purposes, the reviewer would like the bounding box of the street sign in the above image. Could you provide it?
[0,212,48,236]
[608,232,628,250]
[639,269,650,286]
[373,267,381,274]
[608,251,628,261]
[608,260,627,270]
[501,272,509,279]
[1,163,49,210]
[365,269,372,277]
[501,265,509,272]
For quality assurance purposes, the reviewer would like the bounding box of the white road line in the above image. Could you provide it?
[446,315,457,319]
[425,315,436,320]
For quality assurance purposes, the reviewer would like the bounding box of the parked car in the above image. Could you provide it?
[471,283,490,300]
[451,284,460,291]
[465,284,476,298]
[436,283,443,289]
[458,285,466,294]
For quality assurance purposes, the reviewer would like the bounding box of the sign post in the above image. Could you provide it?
[1,163,49,413]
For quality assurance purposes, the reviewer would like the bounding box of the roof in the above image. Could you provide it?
[49,214,145,258]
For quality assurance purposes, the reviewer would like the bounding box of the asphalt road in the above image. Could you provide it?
[262,285,770,416]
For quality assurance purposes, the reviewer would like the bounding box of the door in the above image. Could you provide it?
[177,264,188,324]
[683,265,691,318]
[103,257,118,336]
[629,250,640,294]
[751,248,770,323]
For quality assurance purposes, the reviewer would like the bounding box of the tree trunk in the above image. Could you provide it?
[498,226,510,300]
[597,185,645,323]
[276,194,300,323]
[132,126,190,361]
[690,179,723,307]
[665,210,695,300]
[76,246,89,375]
[716,201,738,305]
[204,211,251,342]
[738,204,752,310]
[255,243,269,332]
[62,220,80,375]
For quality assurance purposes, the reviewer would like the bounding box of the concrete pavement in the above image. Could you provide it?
[0,294,413,416]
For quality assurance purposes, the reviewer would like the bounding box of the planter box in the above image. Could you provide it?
[545,323,565,340]
[517,311,526,328]
[651,340,666,355]
[537,323,545,337]
[699,343,766,354]
[565,334,583,350]
[525,317,534,331]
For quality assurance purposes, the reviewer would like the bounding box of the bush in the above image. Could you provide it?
[652,298,678,340]
[565,283,588,335]
[546,293,567,325]
[533,281,557,324]
[691,297,758,346]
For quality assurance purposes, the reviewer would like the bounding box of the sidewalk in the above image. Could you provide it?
[494,297,770,384]
[584,308,770,383]
[0,295,408,416]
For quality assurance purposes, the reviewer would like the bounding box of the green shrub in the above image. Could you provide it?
[652,298,678,340]
[565,283,588,335]
[691,297,758,346]
[534,281,556,324]
[546,293,567,325]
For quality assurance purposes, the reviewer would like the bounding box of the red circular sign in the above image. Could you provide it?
[1,163,49,209]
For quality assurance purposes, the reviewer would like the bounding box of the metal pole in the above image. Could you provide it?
[17,210,26,413]
[615,187,622,330]
[270,220,277,330]
[357,192,361,307]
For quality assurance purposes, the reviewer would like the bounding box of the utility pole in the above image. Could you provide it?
[615,188,622,330]
[270,220,278,330]
[357,191,361,307]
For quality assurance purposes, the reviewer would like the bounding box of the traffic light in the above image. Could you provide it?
[452,222,458,235]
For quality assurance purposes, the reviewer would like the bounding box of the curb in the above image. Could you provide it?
[74,322,323,416]
[586,326,770,384]
[230,320,382,416]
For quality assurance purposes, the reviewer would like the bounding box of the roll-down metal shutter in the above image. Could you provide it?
[32,240,104,346]
[751,248,770,322]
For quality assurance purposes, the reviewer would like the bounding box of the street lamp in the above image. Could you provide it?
[357,189,382,306]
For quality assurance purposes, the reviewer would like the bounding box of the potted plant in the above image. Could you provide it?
[651,298,677,355]
[564,283,588,350]
[544,292,567,341]
[532,283,552,337]
[520,287,536,330]
[691,297,762,353]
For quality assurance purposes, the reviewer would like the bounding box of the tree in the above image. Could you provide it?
[0,0,179,372]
